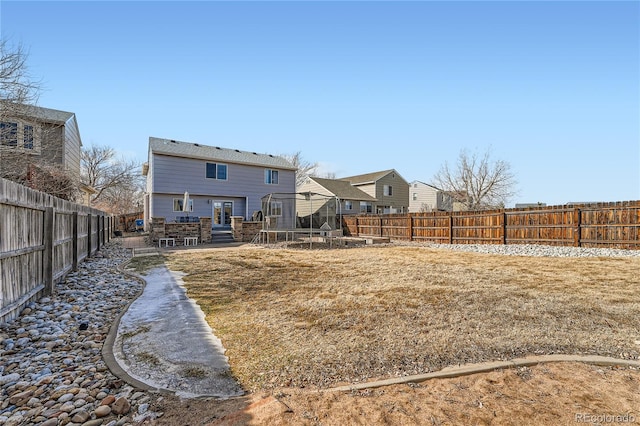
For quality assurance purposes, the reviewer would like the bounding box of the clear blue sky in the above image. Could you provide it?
[2,1,638,206]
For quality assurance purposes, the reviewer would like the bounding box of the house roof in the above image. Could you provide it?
[308,177,377,201]
[340,169,407,185]
[410,180,443,191]
[148,137,296,170]
[3,103,75,124]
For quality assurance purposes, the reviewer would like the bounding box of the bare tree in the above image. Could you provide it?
[281,151,318,187]
[81,145,143,213]
[91,178,145,216]
[431,147,517,210]
[0,39,79,200]
[0,40,40,109]
[317,171,337,180]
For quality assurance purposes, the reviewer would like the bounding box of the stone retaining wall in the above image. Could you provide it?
[151,217,212,245]
[231,216,262,242]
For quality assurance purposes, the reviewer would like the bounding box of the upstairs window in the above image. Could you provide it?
[0,122,18,146]
[344,200,353,210]
[265,169,279,184]
[23,125,34,149]
[206,162,227,180]
[412,192,418,201]
[384,185,393,196]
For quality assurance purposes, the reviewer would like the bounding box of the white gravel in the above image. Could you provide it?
[397,242,640,258]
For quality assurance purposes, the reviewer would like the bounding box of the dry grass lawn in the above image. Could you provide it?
[163,245,640,393]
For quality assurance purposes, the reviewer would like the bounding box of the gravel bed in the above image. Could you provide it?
[0,242,166,426]
[396,242,640,258]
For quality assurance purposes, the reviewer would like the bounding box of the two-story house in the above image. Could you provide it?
[0,103,82,180]
[143,137,296,230]
[340,169,410,214]
[408,180,454,212]
[296,176,377,228]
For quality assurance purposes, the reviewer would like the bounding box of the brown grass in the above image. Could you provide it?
[163,245,640,392]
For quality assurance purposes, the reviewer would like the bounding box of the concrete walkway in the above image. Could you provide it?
[108,262,244,399]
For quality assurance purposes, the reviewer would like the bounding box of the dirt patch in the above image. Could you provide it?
[144,362,639,425]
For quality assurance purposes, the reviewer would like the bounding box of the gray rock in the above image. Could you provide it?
[0,373,21,385]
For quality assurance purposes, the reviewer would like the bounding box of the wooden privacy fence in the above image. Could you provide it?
[0,178,114,323]
[342,201,640,250]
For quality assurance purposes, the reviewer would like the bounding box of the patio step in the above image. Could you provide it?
[211,231,235,244]
[132,247,160,256]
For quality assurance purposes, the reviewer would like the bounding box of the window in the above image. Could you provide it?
[383,185,393,196]
[0,122,18,146]
[23,125,34,149]
[173,198,193,212]
[265,169,279,184]
[412,192,418,201]
[206,162,227,180]
[344,200,353,210]
[360,202,373,213]
[270,201,283,216]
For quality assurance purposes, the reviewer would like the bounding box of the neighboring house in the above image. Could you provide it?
[79,183,97,206]
[143,137,296,230]
[340,169,409,214]
[0,103,83,179]
[296,176,378,228]
[408,181,454,212]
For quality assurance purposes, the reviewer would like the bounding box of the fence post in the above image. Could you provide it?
[379,216,383,237]
[354,216,359,237]
[408,214,413,241]
[448,214,453,244]
[72,211,79,271]
[43,207,54,296]
[99,215,104,249]
[573,208,581,247]
[87,213,92,258]
[502,212,507,245]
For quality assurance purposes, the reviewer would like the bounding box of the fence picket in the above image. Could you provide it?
[342,201,640,249]
[1,178,112,323]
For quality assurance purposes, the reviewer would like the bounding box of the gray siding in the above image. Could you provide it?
[152,194,247,224]
[63,115,82,177]
[150,153,295,220]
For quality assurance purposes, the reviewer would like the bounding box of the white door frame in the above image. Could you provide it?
[211,200,233,228]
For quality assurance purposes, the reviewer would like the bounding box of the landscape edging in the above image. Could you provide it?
[324,354,640,392]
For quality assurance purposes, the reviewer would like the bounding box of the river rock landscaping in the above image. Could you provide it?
[0,243,164,426]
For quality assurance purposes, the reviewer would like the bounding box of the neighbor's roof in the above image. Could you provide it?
[410,180,443,191]
[148,137,296,170]
[2,103,75,124]
[308,177,377,201]
[341,169,407,185]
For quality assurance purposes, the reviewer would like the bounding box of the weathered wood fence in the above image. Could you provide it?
[342,201,640,250]
[1,178,114,323]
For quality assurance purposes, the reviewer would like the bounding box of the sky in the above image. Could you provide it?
[1,0,638,207]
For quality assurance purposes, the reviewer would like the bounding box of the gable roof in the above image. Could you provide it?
[410,180,443,191]
[340,169,407,185]
[308,177,377,201]
[3,103,75,125]
[148,137,296,170]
